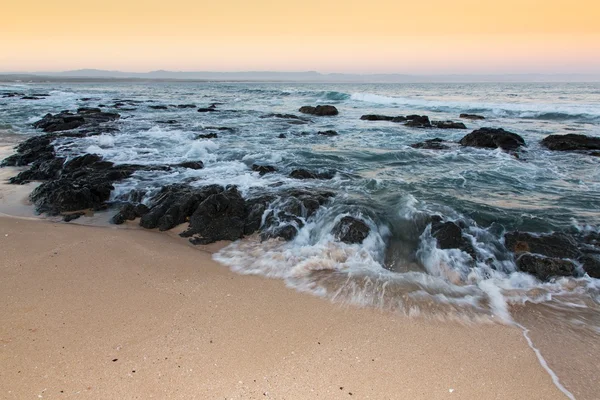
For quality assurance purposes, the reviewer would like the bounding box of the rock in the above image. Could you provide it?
[579,255,600,278]
[540,134,600,152]
[298,105,338,116]
[332,216,370,244]
[244,196,275,235]
[404,115,431,128]
[360,115,406,122]
[290,169,335,180]
[149,105,168,110]
[261,113,304,120]
[430,219,476,259]
[33,109,120,133]
[433,121,467,129]
[459,128,525,151]
[63,212,85,222]
[278,134,286,139]
[261,224,300,242]
[140,184,224,231]
[410,138,450,150]
[157,120,178,124]
[21,96,41,100]
[181,187,247,244]
[252,164,276,175]
[175,161,204,170]
[317,130,338,136]
[460,114,485,120]
[504,231,581,259]
[198,104,218,112]
[110,203,145,225]
[9,157,65,184]
[196,133,218,139]
[204,126,234,132]
[1,134,56,167]
[177,104,196,108]
[516,254,578,281]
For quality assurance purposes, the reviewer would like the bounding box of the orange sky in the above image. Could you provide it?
[2,0,599,73]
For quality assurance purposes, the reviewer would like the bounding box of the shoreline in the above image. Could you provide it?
[0,215,566,399]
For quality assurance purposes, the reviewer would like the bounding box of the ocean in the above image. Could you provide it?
[1,81,599,361]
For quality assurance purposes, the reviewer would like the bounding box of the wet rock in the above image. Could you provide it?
[410,138,450,150]
[252,164,276,175]
[63,212,85,222]
[290,169,335,180]
[360,115,406,122]
[205,126,234,132]
[431,219,476,259]
[21,96,41,100]
[244,195,275,235]
[1,134,56,167]
[140,184,224,231]
[579,255,600,278]
[198,104,218,112]
[433,121,467,129]
[110,203,147,225]
[459,128,525,151]
[504,231,581,259]
[261,113,304,120]
[540,134,600,152]
[181,187,247,244]
[278,134,286,139]
[177,104,197,108]
[196,133,218,139]
[404,115,431,128]
[33,109,120,133]
[299,105,338,116]
[460,114,485,120]
[9,157,65,184]
[516,254,578,281]
[317,130,338,136]
[157,120,178,124]
[332,216,370,244]
[175,161,204,170]
[149,105,168,110]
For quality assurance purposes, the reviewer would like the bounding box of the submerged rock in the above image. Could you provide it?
[197,104,219,112]
[290,169,335,180]
[252,164,276,175]
[459,128,525,151]
[432,121,467,129]
[410,138,450,150]
[332,216,370,244]
[298,105,338,116]
[540,134,600,152]
[431,219,476,259]
[149,105,168,110]
[460,114,485,120]
[196,133,218,139]
[516,254,578,281]
[360,114,406,122]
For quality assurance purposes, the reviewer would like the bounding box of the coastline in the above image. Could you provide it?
[0,216,565,399]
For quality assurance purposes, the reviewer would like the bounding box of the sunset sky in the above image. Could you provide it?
[2,0,599,74]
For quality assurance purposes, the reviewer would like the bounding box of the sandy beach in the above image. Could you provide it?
[0,216,566,399]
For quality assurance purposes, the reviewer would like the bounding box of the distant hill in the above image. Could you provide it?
[1,69,600,82]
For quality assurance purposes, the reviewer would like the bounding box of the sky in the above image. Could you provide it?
[2,0,599,74]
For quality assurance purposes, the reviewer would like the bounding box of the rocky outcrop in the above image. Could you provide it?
[33,109,120,133]
[459,128,525,151]
[404,115,431,128]
[332,216,370,244]
[317,130,338,136]
[432,121,467,129]
[290,169,335,180]
[111,203,149,225]
[540,134,600,152]
[410,138,450,150]
[1,134,56,167]
[360,115,406,122]
[299,105,338,116]
[460,114,485,120]
[252,164,276,175]
[431,218,476,259]
[504,231,581,259]
[515,254,578,281]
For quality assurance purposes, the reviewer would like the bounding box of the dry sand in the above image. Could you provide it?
[0,216,566,399]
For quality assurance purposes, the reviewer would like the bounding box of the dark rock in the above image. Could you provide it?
[111,203,140,225]
[21,96,41,100]
[516,254,578,281]
[63,212,85,222]
[290,169,335,180]
[198,104,218,112]
[33,109,120,133]
[278,134,286,139]
[504,231,581,259]
[317,130,338,136]
[299,105,338,116]
[332,216,370,244]
[580,255,600,278]
[460,114,485,120]
[261,224,299,242]
[175,161,204,170]
[157,120,178,124]
[431,219,476,259]
[405,115,431,128]
[9,157,65,184]
[205,126,234,132]
[433,121,467,129]
[196,133,218,139]
[1,134,56,167]
[459,128,525,151]
[410,138,450,150]
[252,164,276,175]
[261,113,304,120]
[181,187,247,244]
[244,196,274,235]
[177,104,197,108]
[149,105,168,110]
[77,107,102,114]
[360,115,406,122]
[540,134,600,152]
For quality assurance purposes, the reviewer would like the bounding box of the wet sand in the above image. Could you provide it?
[0,216,566,399]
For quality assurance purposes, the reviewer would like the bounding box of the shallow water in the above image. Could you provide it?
[1,81,599,396]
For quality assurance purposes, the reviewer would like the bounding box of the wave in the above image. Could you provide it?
[350,92,600,122]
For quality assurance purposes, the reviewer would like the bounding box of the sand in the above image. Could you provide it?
[0,216,566,399]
